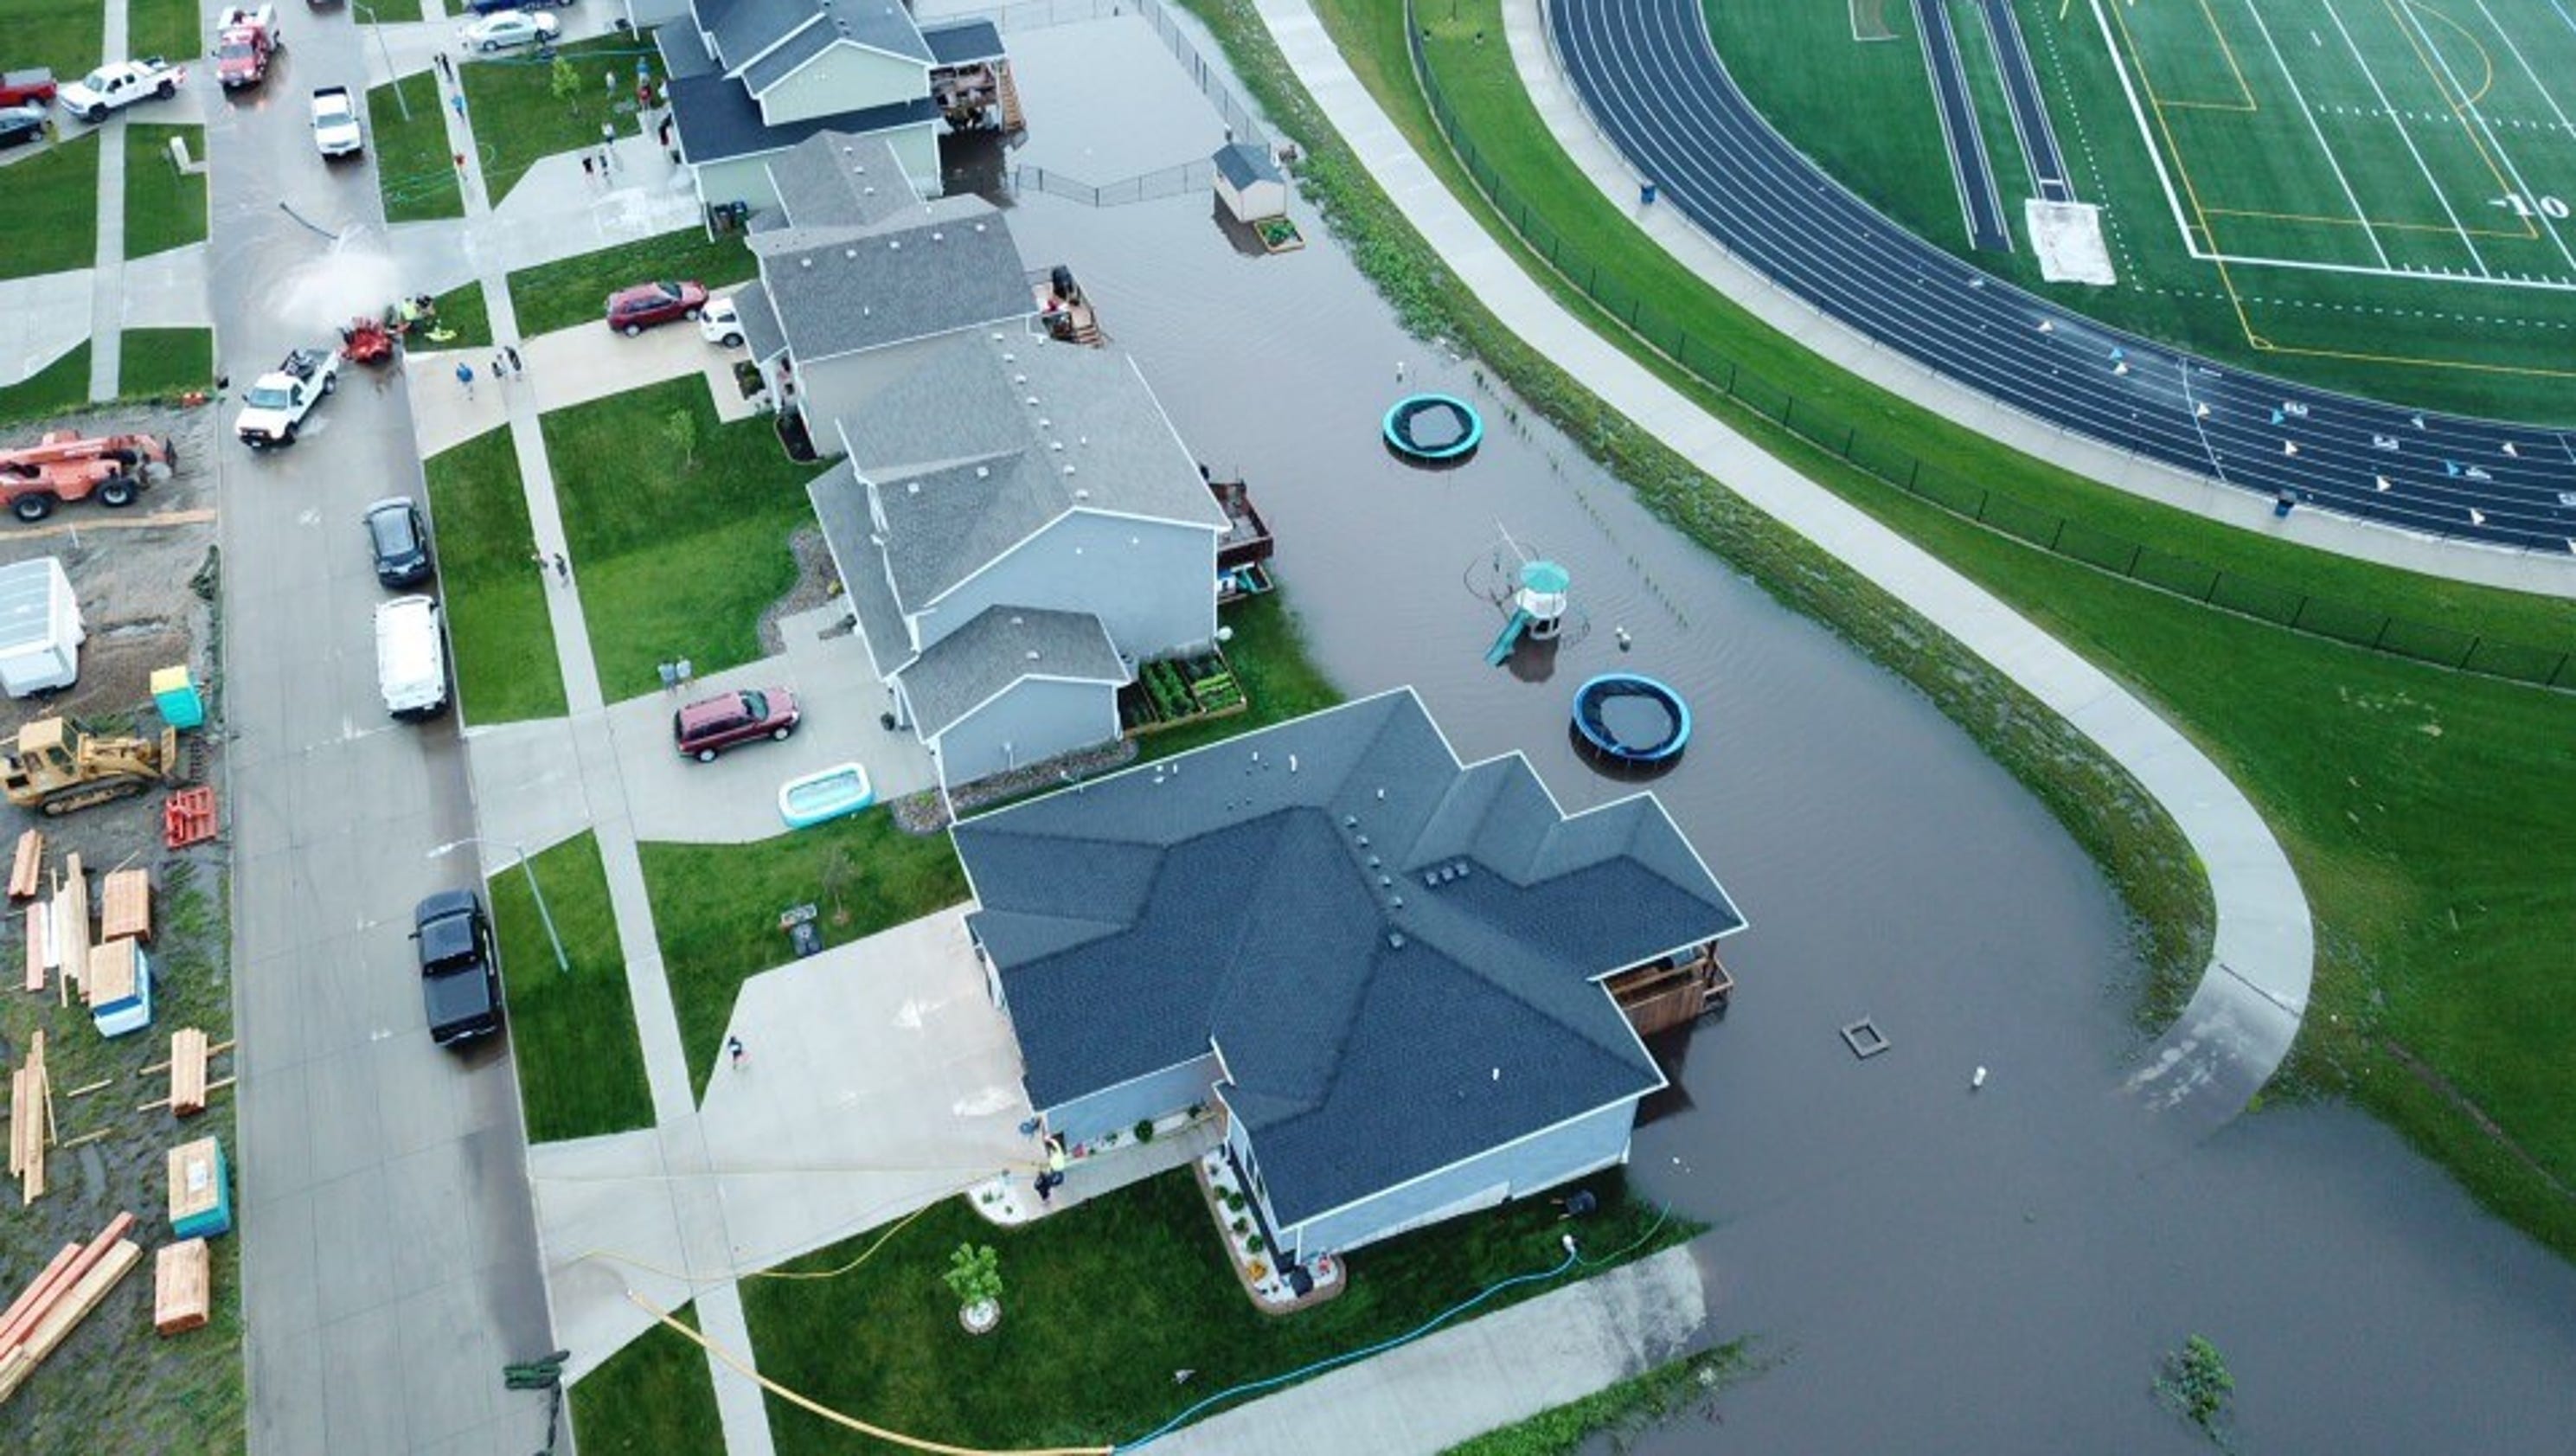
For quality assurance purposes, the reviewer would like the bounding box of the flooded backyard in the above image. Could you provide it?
[934,4,2576,1449]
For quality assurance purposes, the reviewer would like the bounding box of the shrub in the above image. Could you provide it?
[941,1243,1003,1310]
[1134,1118,1157,1145]
[1230,1215,1248,1235]
[1246,1234,1266,1254]
[1224,1190,1246,1213]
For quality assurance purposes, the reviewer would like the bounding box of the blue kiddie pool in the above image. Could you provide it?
[1572,674,1691,765]
[779,762,875,829]
[1383,394,1484,462]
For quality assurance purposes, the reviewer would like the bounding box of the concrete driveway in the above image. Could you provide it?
[532,906,1036,1379]
[407,285,758,457]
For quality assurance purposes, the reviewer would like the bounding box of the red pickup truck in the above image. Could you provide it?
[0,68,55,107]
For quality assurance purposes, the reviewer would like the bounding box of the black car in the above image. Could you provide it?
[412,889,503,1046]
[364,497,433,587]
[0,104,45,149]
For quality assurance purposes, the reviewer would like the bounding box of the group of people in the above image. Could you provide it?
[450,345,527,399]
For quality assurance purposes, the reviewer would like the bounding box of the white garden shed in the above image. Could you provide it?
[1213,142,1286,224]
[0,556,83,697]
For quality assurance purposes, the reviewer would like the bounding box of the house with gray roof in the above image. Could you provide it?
[952,689,1747,1263]
[640,0,1012,221]
[805,324,1234,789]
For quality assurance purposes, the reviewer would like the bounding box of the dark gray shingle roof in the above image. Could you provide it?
[954,690,1746,1229]
[670,71,938,165]
[764,131,915,230]
[835,0,935,63]
[734,280,788,362]
[753,209,1033,362]
[658,20,717,79]
[1213,142,1279,189]
[804,462,917,680]
[896,606,1125,738]
[921,17,1005,67]
[740,17,837,93]
[711,0,819,73]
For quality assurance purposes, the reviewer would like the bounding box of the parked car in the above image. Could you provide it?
[0,104,45,148]
[412,889,503,1047]
[674,688,799,762]
[56,58,183,123]
[460,11,559,52]
[0,68,56,108]
[466,0,574,11]
[606,280,708,336]
[375,595,450,721]
[363,497,433,587]
[310,83,361,157]
[697,296,747,349]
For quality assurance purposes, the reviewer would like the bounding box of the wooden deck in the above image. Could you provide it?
[1607,943,1733,1037]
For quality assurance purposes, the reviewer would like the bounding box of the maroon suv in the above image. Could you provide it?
[675,688,799,762]
[605,280,708,336]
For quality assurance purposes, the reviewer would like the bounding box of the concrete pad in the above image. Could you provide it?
[405,345,512,456]
[0,268,95,385]
[530,1127,698,1382]
[606,605,939,844]
[521,294,759,422]
[121,242,213,328]
[461,715,594,860]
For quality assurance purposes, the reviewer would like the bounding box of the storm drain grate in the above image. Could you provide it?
[1840,1018,1890,1060]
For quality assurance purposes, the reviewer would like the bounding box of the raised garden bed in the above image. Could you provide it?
[1120,651,1248,736]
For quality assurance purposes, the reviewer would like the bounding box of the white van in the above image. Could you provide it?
[375,595,450,721]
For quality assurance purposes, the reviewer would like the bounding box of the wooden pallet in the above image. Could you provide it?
[5,831,41,902]
[99,868,151,944]
[0,1213,143,1404]
[153,1239,211,1336]
[163,786,217,850]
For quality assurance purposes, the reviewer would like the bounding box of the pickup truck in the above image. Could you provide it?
[56,58,183,123]
[412,890,504,1047]
[0,68,55,107]
[215,6,281,90]
[310,84,361,157]
[234,347,339,449]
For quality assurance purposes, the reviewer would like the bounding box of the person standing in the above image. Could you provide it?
[727,1036,747,1070]
[434,51,452,83]
[454,361,475,398]
[503,344,524,375]
[551,552,569,584]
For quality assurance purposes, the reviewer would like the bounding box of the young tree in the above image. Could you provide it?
[663,407,697,468]
[943,1243,1003,1332]
[548,55,581,111]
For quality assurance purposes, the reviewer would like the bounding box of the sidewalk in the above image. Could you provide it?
[86,0,130,401]
[1254,0,2310,1130]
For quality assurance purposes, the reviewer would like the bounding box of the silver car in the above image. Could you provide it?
[460,11,560,52]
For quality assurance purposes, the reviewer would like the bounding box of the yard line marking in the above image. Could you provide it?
[2323,0,2489,274]
[2090,0,2217,262]
[2382,0,2533,239]
[2239,0,2391,267]
[2393,0,2576,274]
[2200,204,2524,239]
[2470,0,2576,148]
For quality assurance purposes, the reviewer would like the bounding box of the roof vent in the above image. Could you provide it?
[1289,754,1298,773]
[1343,816,1358,829]
[1387,932,1406,950]
[1050,440,1064,452]
[1355,835,1369,848]
[1080,436,1090,446]
[1390,895,1404,909]
[974,221,987,233]
[1038,418,1052,430]
[1378,876,1392,888]
[846,247,858,259]
[863,185,876,196]
[1073,488,1089,500]
[1063,465,1077,476]
[1027,397,1041,407]
[800,257,815,267]
[906,481,920,494]
[1455,862,1471,877]
[1376,787,1387,800]
[932,232,944,242]
[888,239,901,250]
[1367,856,1381,869]
[1490,1066,1501,1082]
[975,465,990,479]
[1423,871,1439,887]
[1015,375,1027,386]
[1025,650,1041,661]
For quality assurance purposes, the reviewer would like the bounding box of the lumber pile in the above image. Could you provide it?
[152,1239,210,1337]
[6,830,40,901]
[168,1137,231,1240]
[54,854,90,1009]
[140,1029,234,1117]
[8,1031,53,1203]
[0,1212,143,1404]
[99,868,151,944]
[22,902,45,994]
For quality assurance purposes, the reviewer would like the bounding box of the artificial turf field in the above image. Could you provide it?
[1704,0,2576,421]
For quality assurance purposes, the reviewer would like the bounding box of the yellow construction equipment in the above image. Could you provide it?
[0,718,178,817]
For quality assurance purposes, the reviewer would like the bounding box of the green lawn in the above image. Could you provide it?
[128,0,199,66]
[421,424,570,723]
[0,134,101,281]
[746,1170,1690,1456]
[568,1301,724,1455]
[508,228,757,338]
[488,832,653,1143]
[461,34,663,206]
[0,344,92,427]
[119,327,212,397]
[369,72,465,223]
[123,123,206,258]
[0,0,104,78]
[540,375,816,696]
[638,811,967,1097]
[425,279,492,350]
[1226,0,2576,1255]
[1144,591,1342,760]
[1443,1344,1748,1455]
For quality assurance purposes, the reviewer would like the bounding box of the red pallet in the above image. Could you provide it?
[162,788,217,850]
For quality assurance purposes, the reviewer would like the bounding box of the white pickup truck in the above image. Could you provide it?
[310,84,362,157]
[56,58,183,123]
[234,347,340,449]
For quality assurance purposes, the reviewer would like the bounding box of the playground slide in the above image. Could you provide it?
[1485,609,1532,667]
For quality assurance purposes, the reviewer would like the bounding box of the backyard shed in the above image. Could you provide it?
[1213,142,1286,224]
[0,557,82,697]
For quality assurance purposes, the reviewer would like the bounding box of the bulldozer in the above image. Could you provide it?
[1,715,180,816]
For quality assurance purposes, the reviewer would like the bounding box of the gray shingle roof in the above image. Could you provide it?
[658,20,716,79]
[753,208,1033,362]
[734,280,788,362]
[1213,142,1279,189]
[670,70,938,165]
[921,17,1005,67]
[711,0,819,73]
[763,131,915,231]
[835,0,935,64]
[837,331,1229,612]
[953,690,1746,1230]
[740,18,837,94]
[804,461,917,680]
[895,606,1125,738]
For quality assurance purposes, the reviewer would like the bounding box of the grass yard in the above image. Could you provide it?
[119,326,213,397]
[426,279,492,350]
[508,228,758,338]
[127,0,199,67]
[638,810,967,1096]
[369,71,465,223]
[0,0,105,79]
[487,832,653,1143]
[0,134,101,281]
[422,424,570,722]
[123,123,206,258]
[540,375,817,696]
[460,34,665,206]
[0,343,92,427]
[745,1169,1691,1456]
[1229,0,2576,1254]
[568,1302,723,1455]
[1144,591,1342,760]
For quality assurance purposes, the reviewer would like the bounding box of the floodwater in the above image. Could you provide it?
[947,10,2576,1452]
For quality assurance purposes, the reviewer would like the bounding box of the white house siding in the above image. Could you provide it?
[1274,1096,1642,1261]
[914,513,1216,665]
[1041,1052,1221,1150]
[758,45,929,126]
[930,676,1119,789]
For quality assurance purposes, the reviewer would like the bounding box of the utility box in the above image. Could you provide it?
[0,556,83,697]
[152,664,205,728]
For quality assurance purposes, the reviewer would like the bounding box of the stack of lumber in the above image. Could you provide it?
[21,900,44,993]
[99,868,151,943]
[141,1028,234,1117]
[7,1031,52,1203]
[54,853,89,1008]
[0,1212,143,1403]
[168,1137,231,1240]
[152,1239,210,1337]
[6,830,40,901]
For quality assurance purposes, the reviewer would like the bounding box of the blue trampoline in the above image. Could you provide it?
[1383,394,1483,461]
[1572,674,1690,764]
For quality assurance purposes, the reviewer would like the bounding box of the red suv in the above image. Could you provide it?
[675,688,799,761]
[606,280,708,337]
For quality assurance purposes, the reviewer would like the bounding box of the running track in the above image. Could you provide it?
[1550,0,2576,553]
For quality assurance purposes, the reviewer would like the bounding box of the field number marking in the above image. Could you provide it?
[2496,193,2573,218]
